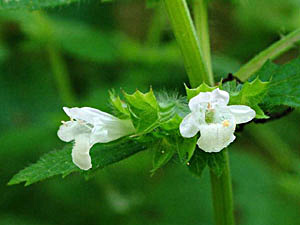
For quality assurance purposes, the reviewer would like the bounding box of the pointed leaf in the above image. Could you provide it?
[151,137,176,173]
[188,150,208,177]
[185,83,216,100]
[8,139,147,186]
[124,89,160,133]
[176,135,197,164]
[207,150,227,177]
[253,58,300,112]
[227,78,269,119]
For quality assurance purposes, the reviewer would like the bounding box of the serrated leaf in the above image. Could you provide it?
[176,135,197,164]
[185,83,216,100]
[227,78,269,119]
[0,0,81,10]
[207,150,227,177]
[188,150,208,177]
[9,139,147,186]
[123,89,160,133]
[151,137,175,173]
[253,58,300,112]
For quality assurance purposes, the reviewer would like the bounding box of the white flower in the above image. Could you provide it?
[180,88,256,153]
[57,107,135,170]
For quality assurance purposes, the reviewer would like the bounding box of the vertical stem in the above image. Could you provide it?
[210,150,235,225]
[193,0,213,79]
[163,1,235,225]
[163,0,213,87]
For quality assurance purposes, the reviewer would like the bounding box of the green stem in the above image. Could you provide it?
[235,28,300,81]
[193,0,213,79]
[210,150,235,225]
[163,0,213,87]
[164,2,235,225]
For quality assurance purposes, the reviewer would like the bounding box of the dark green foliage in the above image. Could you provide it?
[151,137,176,173]
[8,139,147,186]
[253,58,300,113]
[0,0,81,10]
[188,149,227,177]
[224,78,269,119]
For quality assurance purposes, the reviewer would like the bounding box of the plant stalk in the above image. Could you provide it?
[164,1,235,225]
[193,0,213,79]
[163,0,213,87]
[235,28,300,81]
[210,150,235,225]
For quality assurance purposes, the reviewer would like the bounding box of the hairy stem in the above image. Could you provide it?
[193,0,213,79]
[210,150,235,225]
[163,0,213,87]
[235,28,300,81]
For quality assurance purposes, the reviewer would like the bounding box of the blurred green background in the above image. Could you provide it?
[1,0,300,224]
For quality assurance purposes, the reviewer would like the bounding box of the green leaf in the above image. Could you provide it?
[207,150,227,177]
[253,58,300,112]
[123,89,160,134]
[0,0,80,10]
[185,83,216,100]
[109,90,130,119]
[151,137,176,173]
[226,78,269,119]
[8,139,147,186]
[176,136,197,164]
[188,150,208,177]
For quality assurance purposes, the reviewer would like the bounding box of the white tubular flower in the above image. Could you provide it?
[57,107,135,170]
[180,88,256,153]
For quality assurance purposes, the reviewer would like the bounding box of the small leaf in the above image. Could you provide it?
[151,137,176,173]
[109,90,130,119]
[227,78,269,119]
[207,150,227,177]
[160,114,182,131]
[188,150,208,178]
[176,135,197,164]
[123,89,160,134]
[8,139,147,186]
[185,83,216,100]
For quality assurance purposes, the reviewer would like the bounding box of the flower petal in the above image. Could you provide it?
[228,105,256,124]
[179,113,200,138]
[57,121,91,142]
[90,119,135,144]
[189,92,211,111]
[72,134,92,170]
[197,120,236,153]
[211,88,229,106]
[63,107,117,125]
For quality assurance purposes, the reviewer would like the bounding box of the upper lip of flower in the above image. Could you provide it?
[180,88,256,153]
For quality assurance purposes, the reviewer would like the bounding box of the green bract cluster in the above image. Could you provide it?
[9,58,300,186]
